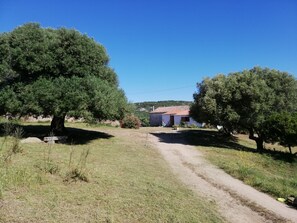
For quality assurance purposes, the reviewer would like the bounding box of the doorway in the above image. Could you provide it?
[170,115,174,126]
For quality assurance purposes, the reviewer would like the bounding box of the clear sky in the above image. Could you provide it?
[1,0,297,102]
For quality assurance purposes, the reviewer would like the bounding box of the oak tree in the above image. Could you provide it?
[190,67,297,151]
[0,23,129,134]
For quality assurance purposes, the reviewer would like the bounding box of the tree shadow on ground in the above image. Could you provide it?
[151,129,296,163]
[152,129,255,152]
[0,123,113,145]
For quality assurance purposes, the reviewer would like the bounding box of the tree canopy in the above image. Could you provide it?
[0,23,129,134]
[190,67,297,151]
[263,112,297,154]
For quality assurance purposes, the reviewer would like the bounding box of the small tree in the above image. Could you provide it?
[263,113,297,154]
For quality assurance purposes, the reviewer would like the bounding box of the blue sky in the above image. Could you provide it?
[1,0,297,102]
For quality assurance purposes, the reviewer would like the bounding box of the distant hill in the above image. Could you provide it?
[134,100,192,112]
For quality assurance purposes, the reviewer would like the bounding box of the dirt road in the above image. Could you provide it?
[149,130,297,223]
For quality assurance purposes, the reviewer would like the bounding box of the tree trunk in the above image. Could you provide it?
[288,145,292,154]
[50,115,66,135]
[255,137,264,152]
[249,129,264,152]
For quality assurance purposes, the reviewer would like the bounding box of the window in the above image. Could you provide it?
[181,117,190,122]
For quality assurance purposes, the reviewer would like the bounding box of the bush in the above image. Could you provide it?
[139,117,149,127]
[121,115,141,129]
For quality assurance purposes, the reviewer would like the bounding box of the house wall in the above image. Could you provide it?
[174,116,182,125]
[161,114,171,126]
[150,113,202,127]
[149,113,163,126]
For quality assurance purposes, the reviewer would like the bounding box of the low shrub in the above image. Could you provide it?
[121,115,141,129]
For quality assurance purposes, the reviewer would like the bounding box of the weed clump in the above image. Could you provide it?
[64,147,90,183]
[11,127,24,154]
[64,168,89,182]
[1,126,24,163]
[35,160,60,175]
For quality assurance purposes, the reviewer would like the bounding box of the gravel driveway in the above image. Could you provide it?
[149,130,297,223]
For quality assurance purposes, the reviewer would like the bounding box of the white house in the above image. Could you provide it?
[149,106,201,127]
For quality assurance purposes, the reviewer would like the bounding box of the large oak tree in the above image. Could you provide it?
[0,23,129,134]
[190,67,297,151]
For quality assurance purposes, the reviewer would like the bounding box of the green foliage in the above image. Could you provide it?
[139,116,150,127]
[0,23,128,123]
[263,112,297,154]
[134,110,150,127]
[121,115,141,129]
[190,67,297,150]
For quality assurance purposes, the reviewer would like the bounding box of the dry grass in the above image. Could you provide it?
[0,123,223,223]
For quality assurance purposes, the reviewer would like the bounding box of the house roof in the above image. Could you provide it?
[150,106,190,115]
[174,110,190,116]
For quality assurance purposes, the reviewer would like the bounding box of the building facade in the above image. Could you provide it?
[149,106,201,127]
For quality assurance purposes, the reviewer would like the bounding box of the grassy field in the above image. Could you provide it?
[186,129,297,199]
[0,122,224,223]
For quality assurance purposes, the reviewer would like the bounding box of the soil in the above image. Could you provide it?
[148,129,297,223]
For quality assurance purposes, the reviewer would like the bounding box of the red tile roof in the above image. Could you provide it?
[174,110,189,116]
[150,106,190,115]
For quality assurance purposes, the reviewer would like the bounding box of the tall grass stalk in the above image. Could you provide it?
[65,147,91,182]
[68,146,74,168]
[37,132,59,174]
[78,147,90,171]
[11,127,24,154]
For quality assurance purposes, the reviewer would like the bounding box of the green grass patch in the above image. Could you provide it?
[0,123,223,222]
[186,129,297,199]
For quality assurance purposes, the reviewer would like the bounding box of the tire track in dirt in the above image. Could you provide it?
[149,131,297,223]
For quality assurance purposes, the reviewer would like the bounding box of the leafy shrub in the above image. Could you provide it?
[139,116,150,127]
[121,115,141,129]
